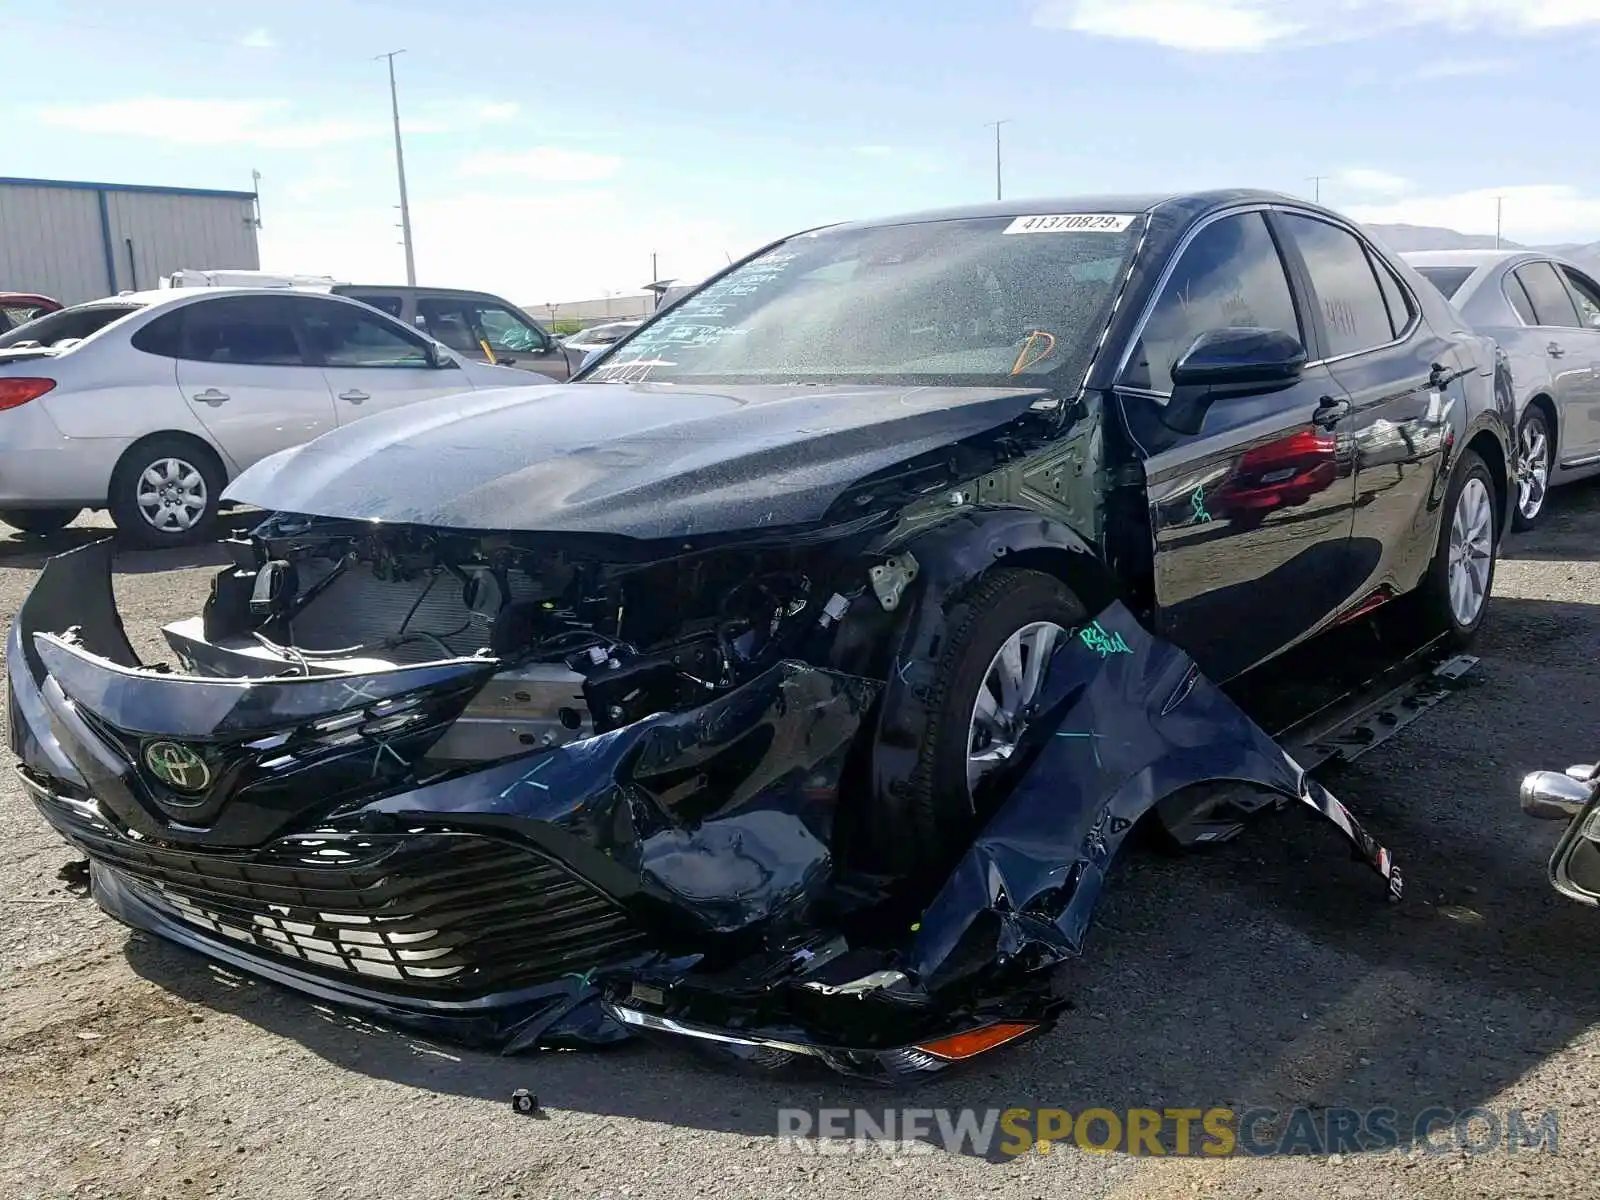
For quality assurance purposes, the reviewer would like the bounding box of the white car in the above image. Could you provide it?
[562,320,643,354]
[0,287,544,547]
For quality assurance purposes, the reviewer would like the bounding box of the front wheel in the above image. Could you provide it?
[1415,448,1498,645]
[899,569,1088,875]
[1512,407,1553,531]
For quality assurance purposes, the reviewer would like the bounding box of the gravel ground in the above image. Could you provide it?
[2,496,1599,1199]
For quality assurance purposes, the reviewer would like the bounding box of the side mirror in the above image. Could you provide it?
[425,342,458,369]
[1162,327,1306,436]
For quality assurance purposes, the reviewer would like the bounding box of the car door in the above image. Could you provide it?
[161,295,339,469]
[1553,263,1600,461]
[416,296,572,379]
[290,295,474,421]
[1510,260,1595,459]
[1273,212,1459,601]
[1118,209,1359,681]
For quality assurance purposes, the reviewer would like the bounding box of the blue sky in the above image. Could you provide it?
[7,1,1600,304]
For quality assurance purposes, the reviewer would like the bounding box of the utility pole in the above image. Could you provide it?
[377,49,416,285]
[1308,175,1325,204]
[1495,196,1504,249]
[250,169,263,229]
[986,120,1010,201]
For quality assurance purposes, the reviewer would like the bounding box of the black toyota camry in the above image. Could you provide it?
[9,190,1515,1078]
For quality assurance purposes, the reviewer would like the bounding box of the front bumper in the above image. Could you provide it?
[10,539,1407,1078]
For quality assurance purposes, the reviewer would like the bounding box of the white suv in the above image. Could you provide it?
[0,288,544,547]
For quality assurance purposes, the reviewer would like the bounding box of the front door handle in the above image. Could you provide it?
[1548,342,1567,359]
[1312,396,1350,429]
[338,389,370,404]
[191,388,229,406]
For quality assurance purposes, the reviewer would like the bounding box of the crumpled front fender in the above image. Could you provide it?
[904,600,1400,994]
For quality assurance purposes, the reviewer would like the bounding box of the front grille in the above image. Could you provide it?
[27,777,646,998]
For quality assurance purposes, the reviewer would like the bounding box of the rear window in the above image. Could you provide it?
[0,303,143,349]
[1414,266,1475,300]
[342,292,405,319]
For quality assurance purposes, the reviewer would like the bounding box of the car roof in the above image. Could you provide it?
[72,286,378,311]
[1398,250,1532,268]
[827,189,1305,233]
[335,284,521,301]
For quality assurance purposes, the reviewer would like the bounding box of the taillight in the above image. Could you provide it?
[0,378,56,411]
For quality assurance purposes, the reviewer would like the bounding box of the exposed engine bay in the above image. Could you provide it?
[162,515,876,766]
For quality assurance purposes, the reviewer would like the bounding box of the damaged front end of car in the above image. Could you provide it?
[10,516,1403,1082]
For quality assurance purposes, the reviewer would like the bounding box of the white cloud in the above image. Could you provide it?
[239,28,276,49]
[1346,184,1600,243]
[1048,0,1301,51]
[258,190,769,303]
[1337,168,1413,195]
[1033,0,1600,52]
[477,102,520,122]
[456,148,622,183]
[35,98,446,149]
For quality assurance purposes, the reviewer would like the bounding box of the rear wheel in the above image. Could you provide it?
[899,569,1087,875]
[0,508,80,535]
[108,436,224,550]
[1512,407,1553,531]
[1415,448,1497,645]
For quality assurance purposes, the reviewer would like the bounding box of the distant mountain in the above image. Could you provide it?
[1362,222,1600,274]
[1363,223,1528,252]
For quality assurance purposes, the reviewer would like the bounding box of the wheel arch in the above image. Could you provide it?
[112,430,230,490]
[842,507,1124,872]
[1464,426,1509,541]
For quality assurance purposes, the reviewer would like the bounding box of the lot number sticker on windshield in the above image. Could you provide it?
[1003,214,1137,234]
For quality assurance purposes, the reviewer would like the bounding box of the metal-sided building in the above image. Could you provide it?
[0,176,260,305]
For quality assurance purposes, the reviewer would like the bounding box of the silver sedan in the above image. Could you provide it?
[1404,250,1600,528]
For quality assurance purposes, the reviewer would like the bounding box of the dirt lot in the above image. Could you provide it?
[3,494,1600,1200]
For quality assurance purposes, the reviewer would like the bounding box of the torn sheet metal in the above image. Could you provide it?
[12,545,1404,1078]
[902,600,1402,998]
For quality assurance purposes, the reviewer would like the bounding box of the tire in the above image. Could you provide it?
[1511,406,1553,532]
[107,436,224,550]
[899,569,1088,876]
[0,508,80,536]
[1414,448,1498,646]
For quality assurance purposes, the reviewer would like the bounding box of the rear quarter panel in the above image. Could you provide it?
[38,331,210,443]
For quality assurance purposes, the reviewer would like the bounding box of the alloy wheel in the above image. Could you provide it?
[136,457,209,534]
[966,620,1068,800]
[1447,476,1494,627]
[1517,419,1550,521]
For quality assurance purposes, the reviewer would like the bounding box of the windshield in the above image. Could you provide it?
[0,302,144,349]
[584,214,1144,388]
[1414,266,1475,300]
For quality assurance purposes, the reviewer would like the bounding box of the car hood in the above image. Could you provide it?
[223,380,1050,537]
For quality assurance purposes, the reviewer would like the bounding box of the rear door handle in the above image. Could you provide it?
[338,390,370,404]
[191,388,229,406]
[1548,343,1567,359]
[1312,396,1350,429]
